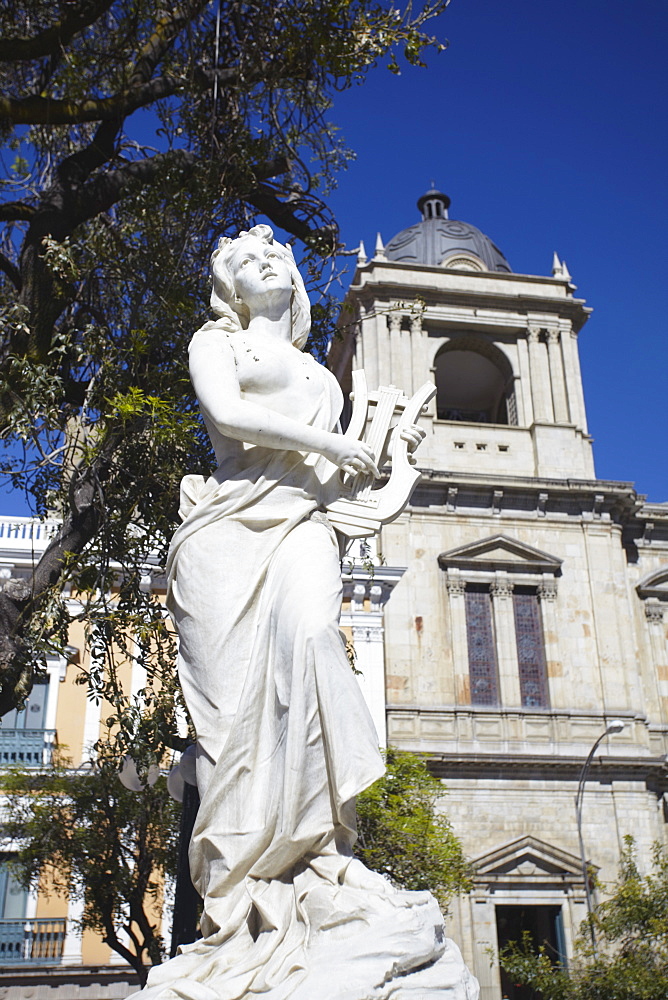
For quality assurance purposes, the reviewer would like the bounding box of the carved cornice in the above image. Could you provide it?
[341,565,406,607]
[352,624,384,643]
[407,471,649,529]
[422,752,668,786]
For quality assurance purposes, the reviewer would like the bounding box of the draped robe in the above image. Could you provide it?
[134,355,478,1000]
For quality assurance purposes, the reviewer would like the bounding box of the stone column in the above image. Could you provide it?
[80,658,103,764]
[377,310,394,388]
[538,578,561,708]
[61,892,85,965]
[491,575,522,707]
[387,310,402,388]
[349,582,387,746]
[559,321,589,433]
[352,318,364,371]
[527,325,554,423]
[468,895,502,1000]
[546,328,570,423]
[44,655,65,734]
[646,602,668,724]
[352,617,387,747]
[515,334,533,425]
[402,313,422,397]
[446,572,471,706]
[358,305,377,385]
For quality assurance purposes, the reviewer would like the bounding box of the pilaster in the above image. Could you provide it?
[538,578,562,708]
[515,335,533,426]
[61,893,85,966]
[376,310,392,387]
[491,575,522,707]
[445,571,470,706]
[645,602,668,724]
[341,549,407,747]
[526,325,554,423]
[559,321,589,433]
[546,328,570,423]
[80,666,103,764]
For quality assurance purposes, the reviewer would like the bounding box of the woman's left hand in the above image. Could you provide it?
[391,423,426,465]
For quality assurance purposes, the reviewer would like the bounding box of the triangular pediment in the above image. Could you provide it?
[472,836,584,880]
[438,535,562,574]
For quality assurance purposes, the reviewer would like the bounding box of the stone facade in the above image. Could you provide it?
[330,191,668,999]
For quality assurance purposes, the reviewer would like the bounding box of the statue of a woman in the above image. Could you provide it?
[138,225,477,1000]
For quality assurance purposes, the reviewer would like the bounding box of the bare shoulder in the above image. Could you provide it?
[189,321,240,359]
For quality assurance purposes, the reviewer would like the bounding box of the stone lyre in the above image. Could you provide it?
[326,369,436,538]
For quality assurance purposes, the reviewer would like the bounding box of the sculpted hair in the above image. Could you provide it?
[210,224,311,350]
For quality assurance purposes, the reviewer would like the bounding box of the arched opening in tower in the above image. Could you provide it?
[435,348,511,424]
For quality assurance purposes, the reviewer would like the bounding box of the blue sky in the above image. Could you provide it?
[1,0,665,516]
[326,0,668,501]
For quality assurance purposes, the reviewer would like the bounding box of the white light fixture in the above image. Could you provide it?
[178,744,198,787]
[606,719,625,735]
[118,755,160,791]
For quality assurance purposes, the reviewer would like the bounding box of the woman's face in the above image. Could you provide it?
[229,237,292,313]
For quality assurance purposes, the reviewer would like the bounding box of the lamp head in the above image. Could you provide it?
[606,719,625,735]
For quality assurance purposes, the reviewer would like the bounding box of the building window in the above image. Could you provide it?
[0,856,27,921]
[513,589,550,708]
[465,586,499,706]
[0,677,54,767]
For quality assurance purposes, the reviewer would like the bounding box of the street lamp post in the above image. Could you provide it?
[574,718,625,957]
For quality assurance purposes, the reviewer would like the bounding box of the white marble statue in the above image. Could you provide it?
[134,225,478,1000]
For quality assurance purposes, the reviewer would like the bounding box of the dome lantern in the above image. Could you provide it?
[417,187,451,221]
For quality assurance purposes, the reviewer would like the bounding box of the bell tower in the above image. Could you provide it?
[330,188,594,481]
[329,189,668,999]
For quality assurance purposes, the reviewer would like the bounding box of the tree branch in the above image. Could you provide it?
[0,76,181,126]
[70,149,198,228]
[0,251,21,290]
[31,429,125,597]
[247,183,338,250]
[0,201,36,222]
[0,0,211,125]
[0,0,116,62]
[127,0,210,88]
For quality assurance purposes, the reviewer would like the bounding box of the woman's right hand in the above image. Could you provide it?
[321,433,380,479]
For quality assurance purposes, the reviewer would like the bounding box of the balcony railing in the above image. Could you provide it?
[0,729,56,767]
[0,918,66,964]
[0,516,59,554]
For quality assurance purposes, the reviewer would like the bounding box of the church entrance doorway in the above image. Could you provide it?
[496,904,565,999]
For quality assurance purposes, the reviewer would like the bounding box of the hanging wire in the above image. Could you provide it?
[211,0,222,146]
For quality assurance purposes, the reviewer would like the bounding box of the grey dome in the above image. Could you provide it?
[385,190,512,273]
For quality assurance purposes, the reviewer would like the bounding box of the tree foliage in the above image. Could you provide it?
[0,0,448,724]
[499,836,668,1000]
[0,743,180,983]
[1,745,470,979]
[354,747,472,911]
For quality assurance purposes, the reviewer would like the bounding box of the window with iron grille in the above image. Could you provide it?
[513,589,549,708]
[465,586,499,706]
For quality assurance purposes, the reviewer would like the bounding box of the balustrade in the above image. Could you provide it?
[0,918,66,963]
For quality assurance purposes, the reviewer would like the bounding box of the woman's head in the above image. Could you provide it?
[210,225,311,350]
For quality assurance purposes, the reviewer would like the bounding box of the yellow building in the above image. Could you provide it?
[0,516,170,996]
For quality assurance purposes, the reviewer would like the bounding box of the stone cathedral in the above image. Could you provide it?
[329,188,668,1000]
